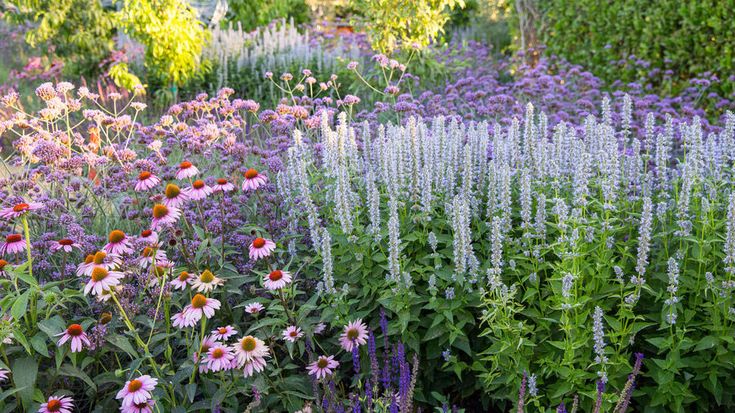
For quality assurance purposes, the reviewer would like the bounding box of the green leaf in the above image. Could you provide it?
[37,316,65,339]
[12,357,38,409]
[185,383,197,403]
[10,291,30,322]
[694,335,719,351]
[106,335,139,358]
[59,364,97,392]
[30,334,49,358]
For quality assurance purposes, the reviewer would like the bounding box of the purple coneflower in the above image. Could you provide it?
[120,400,154,413]
[175,161,199,180]
[136,245,168,268]
[38,395,74,413]
[151,204,181,229]
[264,269,292,290]
[183,294,221,324]
[282,326,304,342]
[244,302,264,315]
[134,171,160,192]
[116,375,157,408]
[211,325,238,341]
[0,259,8,278]
[213,178,235,193]
[1,233,26,255]
[104,230,134,255]
[191,269,224,292]
[56,323,91,352]
[204,344,235,372]
[249,237,275,260]
[170,271,193,290]
[339,319,369,351]
[51,238,80,253]
[0,201,44,220]
[80,251,120,277]
[234,335,269,366]
[171,312,194,328]
[162,184,189,208]
[137,229,158,245]
[193,335,218,373]
[186,179,213,200]
[84,267,124,296]
[242,355,268,377]
[308,355,339,379]
[242,168,267,191]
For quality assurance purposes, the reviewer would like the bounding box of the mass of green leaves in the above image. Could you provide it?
[118,0,211,91]
[3,0,118,77]
[352,0,466,54]
[225,0,310,32]
[533,0,734,95]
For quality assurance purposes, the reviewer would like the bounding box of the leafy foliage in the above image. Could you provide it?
[534,0,734,97]
[226,0,310,32]
[2,0,118,77]
[118,0,211,90]
[352,0,466,53]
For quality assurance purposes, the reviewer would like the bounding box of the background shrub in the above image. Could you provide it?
[531,0,734,97]
[226,0,310,32]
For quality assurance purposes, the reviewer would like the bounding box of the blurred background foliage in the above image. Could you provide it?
[1,0,733,106]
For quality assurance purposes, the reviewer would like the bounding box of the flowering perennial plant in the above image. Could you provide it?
[0,25,734,412]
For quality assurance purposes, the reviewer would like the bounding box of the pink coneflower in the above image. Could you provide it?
[176,161,199,180]
[162,183,189,208]
[307,355,339,379]
[242,355,268,377]
[76,254,94,276]
[84,267,124,296]
[191,269,224,292]
[0,201,44,220]
[171,311,194,328]
[186,179,212,201]
[38,395,74,413]
[282,326,303,342]
[194,335,218,373]
[120,400,154,413]
[116,375,158,408]
[81,251,121,276]
[1,233,25,255]
[104,230,133,255]
[244,302,265,315]
[151,204,181,230]
[170,271,193,290]
[314,323,327,335]
[137,229,158,245]
[51,238,80,253]
[0,369,8,382]
[183,294,221,324]
[264,269,292,290]
[136,245,168,268]
[234,335,269,367]
[249,237,275,260]
[213,178,235,193]
[211,325,238,341]
[339,319,369,352]
[241,168,267,191]
[204,344,235,372]
[56,323,91,352]
[134,171,160,192]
